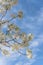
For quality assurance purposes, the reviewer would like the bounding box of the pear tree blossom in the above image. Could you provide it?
[0,0,34,59]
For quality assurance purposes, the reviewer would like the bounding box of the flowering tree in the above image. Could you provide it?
[0,0,34,59]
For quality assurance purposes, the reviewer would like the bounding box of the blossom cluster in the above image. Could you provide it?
[0,0,34,59]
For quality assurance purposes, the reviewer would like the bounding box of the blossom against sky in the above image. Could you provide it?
[0,0,43,65]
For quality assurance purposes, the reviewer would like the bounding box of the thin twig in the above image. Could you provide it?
[0,10,7,20]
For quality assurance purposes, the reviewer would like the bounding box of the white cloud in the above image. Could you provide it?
[30,41,39,48]
[37,8,43,25]
[21,7,43,31]
[0,57,7,65]
[15,62,22,65]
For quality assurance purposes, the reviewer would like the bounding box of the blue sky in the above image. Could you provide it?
[0,0,43,65]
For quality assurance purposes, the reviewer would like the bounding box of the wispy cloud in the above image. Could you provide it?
[15,62,22,65]
[30,41,39,48]
[0,57,7,65]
